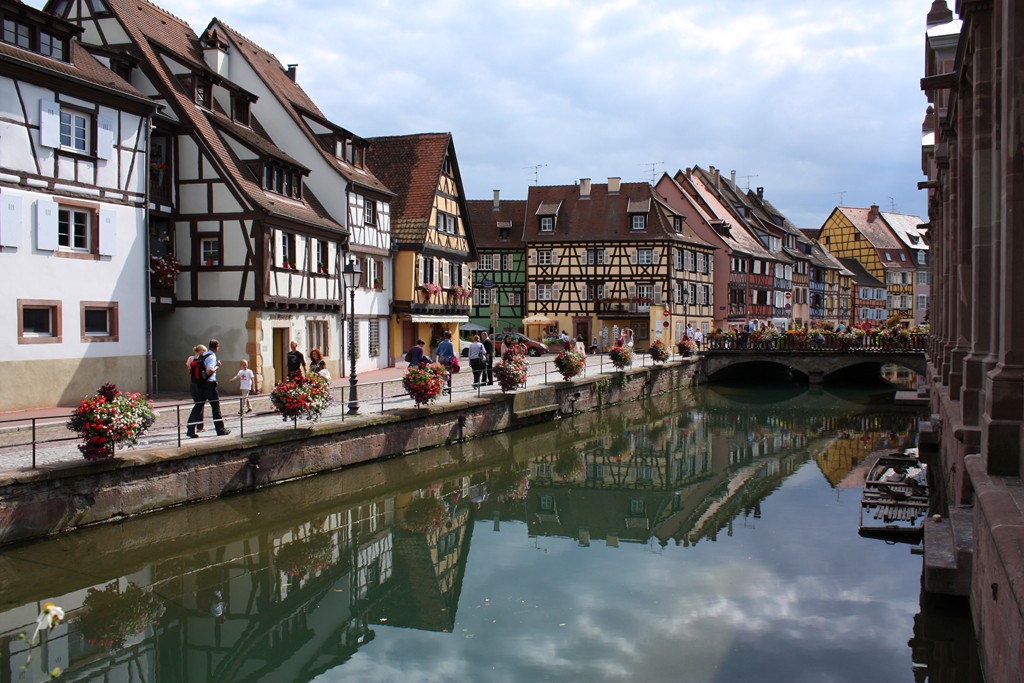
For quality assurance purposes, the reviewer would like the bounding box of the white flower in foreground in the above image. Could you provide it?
[32,602,64,642]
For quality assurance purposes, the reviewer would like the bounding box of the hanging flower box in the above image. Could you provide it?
[270,373,333,422]
[553,350,585,381]
[149,255,180,289]
[609,345,633,369]
[649,339,670,362]
[495,355,528,392]
[275,532,333,577]
[66,384,156,460]
[676,339,695,357]
[402,361,448,406]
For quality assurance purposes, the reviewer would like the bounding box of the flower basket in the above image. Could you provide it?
[276,532,333,577]
[77,581,164,650]
[649,339,670,363]
[609,345,633,369]
[400,496,449,534]
[149,255,180,289]
[403,362,449,406]
[420,282,441,300]
[270,373,333,422]
[553,350,585,381]
[495,355,528,392]
[66,384,156,460]
[676,339,695,357]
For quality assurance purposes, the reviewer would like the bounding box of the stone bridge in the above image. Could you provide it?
[698,350,927,384]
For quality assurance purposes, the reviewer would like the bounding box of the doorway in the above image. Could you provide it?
[272,327,289,384]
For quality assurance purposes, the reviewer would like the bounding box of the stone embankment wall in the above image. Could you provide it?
[0,361,697,547]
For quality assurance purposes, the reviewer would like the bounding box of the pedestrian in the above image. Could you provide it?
[229,359,255,414]
[286,340,306,378]
[468,334,487,386]
[185,344,207,433]
[481,332,495,385]
[694,328,704,351]
[187,338,230,437]
[405,339,427,367]
[309,348,330,380]
[500,335,514,361]
[436,330,456,393]
[559,330,571,347]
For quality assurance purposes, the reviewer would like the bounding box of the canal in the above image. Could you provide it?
[0,385,979,682]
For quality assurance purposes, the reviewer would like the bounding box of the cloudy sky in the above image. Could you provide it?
[40,0,939,227]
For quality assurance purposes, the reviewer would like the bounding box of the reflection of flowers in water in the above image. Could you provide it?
[276,532,333,577]
[499,475,529,503]
[553,450,585,481]
[400,496,449,534]
[77,581,164,650]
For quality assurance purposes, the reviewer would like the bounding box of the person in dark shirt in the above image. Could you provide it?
[406,339,427,367]
[287,340,306,378]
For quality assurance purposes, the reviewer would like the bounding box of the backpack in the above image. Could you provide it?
[190,352,211,384]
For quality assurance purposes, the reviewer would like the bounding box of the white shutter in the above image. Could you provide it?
[579,282,587,300]
[528,282,536,301]
[97,207,117,256]
[462,263,469,286]
[653,287,663,305]
[433,258,440,286]
[627,283,636,299]
[551,283,560,299]
[652,247,660,264]
[551,251,559,266]
[0,194,23,248]
[35,199,58,251]
[630,249,637,265]
[39,100,60,149]
[529,249,536,266]
[442,259,451,288]
[96,115,115,160]
[417,255,424,285]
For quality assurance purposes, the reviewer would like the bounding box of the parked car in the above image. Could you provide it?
[492,332,551,357]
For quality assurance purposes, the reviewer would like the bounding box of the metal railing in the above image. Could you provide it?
[703,333,928,353]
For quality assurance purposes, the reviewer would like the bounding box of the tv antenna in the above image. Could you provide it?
[836,190,847,205]
[640,161,664,183]
[888,196,897,212]
[739,174,758,191]
[525,164,547,185]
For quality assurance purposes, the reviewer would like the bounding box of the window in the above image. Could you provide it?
[365,200,376,226]
[539,216,554,232]
[18,299,61,344]
[281,233,296,268]
[499,226,510,240]
[501,254,514,271]
[631,214,646,231]
[200,237,220,266]
[587,249,605,265]
[629,498,646,514]
[636,284,652,310]
[636,466,654,483]
[695,252,705,273]
[448,261,462,287]
[673,216,683,233]
[917,295,928,309]
[232,95,251,126]
[436,211,456,234]
[368,319,380,356]
[81,302,118,342]
[537,250,553,266]
[58,208,90,251]
[308,320,329,357]
[421,256,435,285]
[507,292,522,307]
[479,254,493,270]
[475,288,492,306]
[2,19,30,49]
[194,80,211,108]
[540,494,554,512]
[899,253,907,262]
[537,283,553,301]
[39,32,65,60]
[440,155,453,176]
[316,241,328,274]
[884,252,892,261]
[918,271,929,285]
[262,163,302,198]
[637,249,653,265]
[59,109,90,153]
[917,252,927,265]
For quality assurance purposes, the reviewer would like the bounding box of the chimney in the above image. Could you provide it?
[492,189,500,210]
[756,187,764,201]
[713,168,720,190]
[926,0,954,28]
[730,170,737,186]
[286,64,298,81]
[868,203,880,221]
[607,177,621,194]
[201,30,229,77]
[580,178,591,199]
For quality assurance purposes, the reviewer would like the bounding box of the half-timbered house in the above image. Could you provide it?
[523,178,715,350]
[465,192,526,333]
[819,205,918,326]
[202,20,395,375]
[745,187,812,327]
[880,211,929,326]
[0,0,156,409]
[53,0,352,390]
[660,169,775,332]
[365,133,476,360]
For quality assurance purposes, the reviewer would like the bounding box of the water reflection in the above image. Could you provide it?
[0,389,974,682]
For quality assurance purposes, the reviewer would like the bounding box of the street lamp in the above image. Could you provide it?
[342,258,362,414]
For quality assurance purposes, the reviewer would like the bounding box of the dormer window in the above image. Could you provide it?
[631,215,646,231]
[540,216,554,232]
[232,95,251,126]
[194,79,211,109]
[2,19,30,49]
[673,216,683,233]
[39,31,64,60]
[335,137,365,167]
[262,161,302,199]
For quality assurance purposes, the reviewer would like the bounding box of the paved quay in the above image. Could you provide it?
[0,353,675,474]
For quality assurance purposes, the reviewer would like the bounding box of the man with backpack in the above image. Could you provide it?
[187,339,231,438]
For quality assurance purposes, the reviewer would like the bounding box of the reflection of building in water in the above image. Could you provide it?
[0,481,478,682]
[812,414,919,487]
[881,363,919,390]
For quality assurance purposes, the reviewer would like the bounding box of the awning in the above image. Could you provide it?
[522,314,554,325]
[460,322,488,332]
[408,314,469,324]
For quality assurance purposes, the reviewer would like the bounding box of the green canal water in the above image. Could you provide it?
[0,386,979,682]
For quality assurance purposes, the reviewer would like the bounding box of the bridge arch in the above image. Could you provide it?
[699,352,927,385]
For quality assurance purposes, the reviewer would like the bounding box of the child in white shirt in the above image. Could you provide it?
[230,359,255,414]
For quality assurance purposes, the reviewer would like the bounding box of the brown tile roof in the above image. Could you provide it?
[838,207,904,250]
[680,171,775,260]
[102,0,342,233]
[210,19,392,196]
[364,132,452,242]
[466,199,527,249]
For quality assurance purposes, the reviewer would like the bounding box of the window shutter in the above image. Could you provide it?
[39,100,60,149]
[626,283,636,299]
[0,194,23,248]
[462,263,469,286]
[579,282,586,300]
[442,260,451,288]
[433,258,440,285]
[35,199,58,251]
[653,287,663,305]
[98,208,117,256]
[630,249,637,265]
[96,115,115,160]
[528,282,536,301]
[417,255,424,285]
[551,283,560,299]
[652,247,660,264]
[529,249,536,266]
[551,251,559,266]
[473,288,480,305]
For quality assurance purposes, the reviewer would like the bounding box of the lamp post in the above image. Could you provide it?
[342,259,361,414]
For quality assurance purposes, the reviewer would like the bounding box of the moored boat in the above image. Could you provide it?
[858,451,929,544]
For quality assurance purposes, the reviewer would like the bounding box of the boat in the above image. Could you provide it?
[858,451,929,544]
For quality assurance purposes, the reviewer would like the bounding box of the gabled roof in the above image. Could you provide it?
[677,170,775,260]
[835,207,904,250]
[881,211,929,251]
[96,0,342,233]
[465,199,527,249]
[364,132,458,242]
[522,181,712,248]
[209,19,392,197]
[839,258,884,287]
